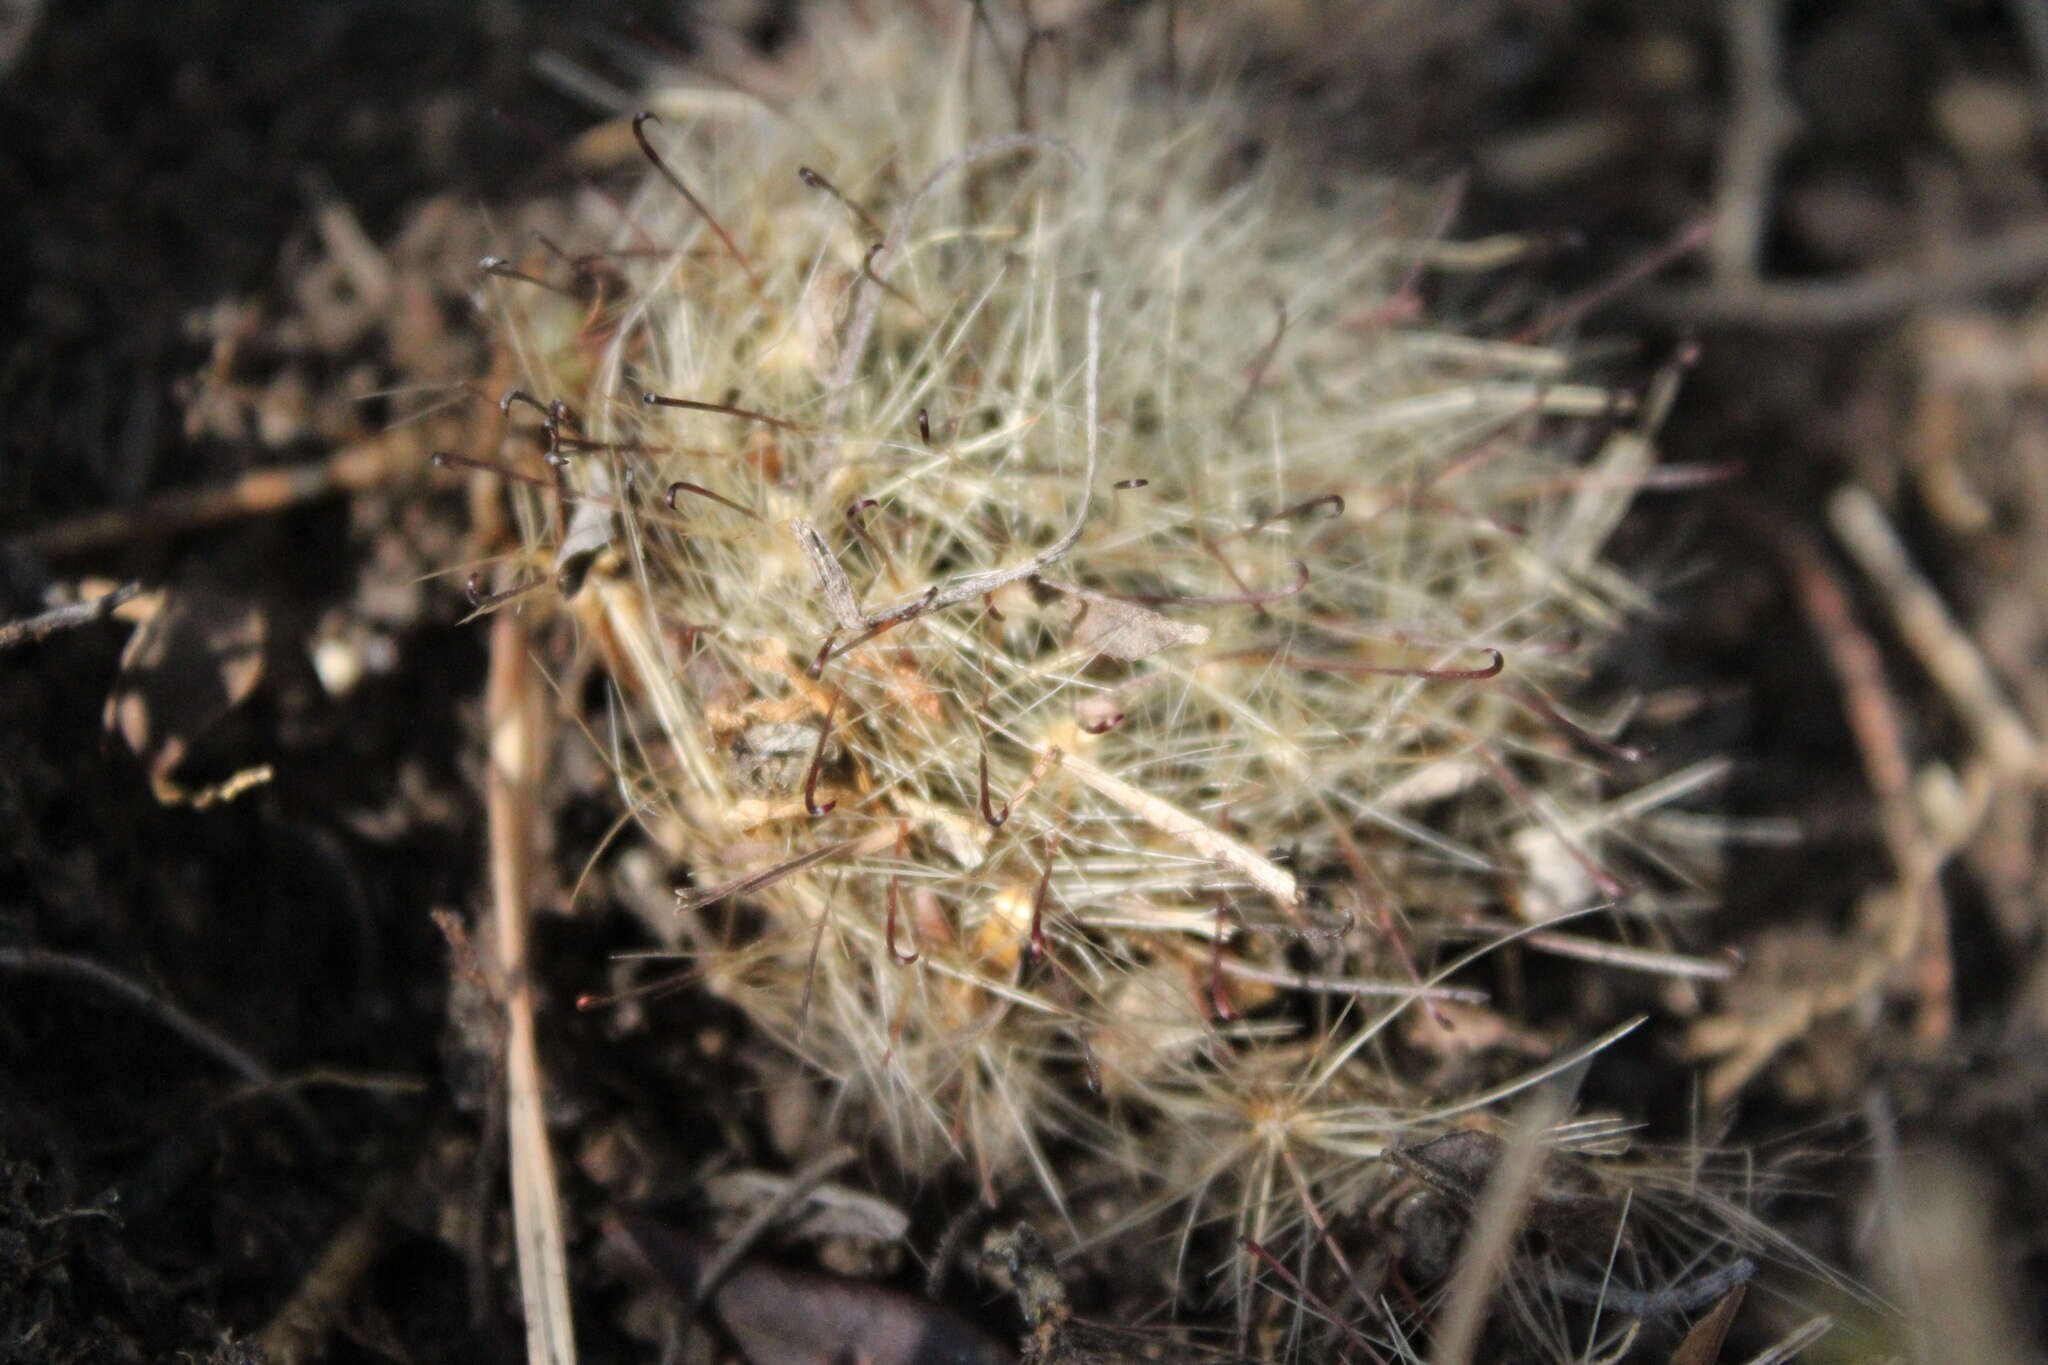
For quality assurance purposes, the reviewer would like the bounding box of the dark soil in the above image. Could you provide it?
[4,1,2044,1360]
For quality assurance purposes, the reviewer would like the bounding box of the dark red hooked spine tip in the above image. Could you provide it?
[803,691,840,818]
[795,164,882,238]
[643,391,810,434]
[916,408,931,446]
[1251,492,1343,529]
[1113,478,1148,490]
[1079,712,1125,735]
[433,450,555,490]
[574,993,602,1011]
[479,259,572,295]
[632,111,762,292]
[1460,648,1506,680]
[665,480,761,521]
[1509,684,1646,763]
[1366,647,1504,682]
[463,574,547,612]
[977,729,1010,830]
[1025,833,1060,962]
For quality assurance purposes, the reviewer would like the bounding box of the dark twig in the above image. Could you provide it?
[0,582,140,651]
[1648,220,2048,329]
[0,946,325,1143]
[797,166,883,239]
[1545,1257,1757,1318]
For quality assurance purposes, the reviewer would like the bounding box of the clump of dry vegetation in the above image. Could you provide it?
[449,6,1764,1357]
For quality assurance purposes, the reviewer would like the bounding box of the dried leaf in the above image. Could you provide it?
[1387,1129,1508,1207]
[705,1171,910,1254]
[607,1211,1014,1365]
[793,517,864,630]
[1387,1128,1620,1255]
[1052,586,1208,662]
[103,585,265,789]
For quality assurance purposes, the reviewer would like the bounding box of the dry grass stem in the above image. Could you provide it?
[13,434,417,558]
[486,604,578,1365]
[1429,1091,1567,1365]
[1827,483,2042,777]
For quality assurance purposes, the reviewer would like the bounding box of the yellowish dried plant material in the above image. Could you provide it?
[475,6,1741,1349]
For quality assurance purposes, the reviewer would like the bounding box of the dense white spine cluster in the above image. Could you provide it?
[480,8,1726,1347]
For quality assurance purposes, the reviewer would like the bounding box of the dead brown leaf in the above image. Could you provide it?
[102,584,266,795]
[1050,584,1209,661]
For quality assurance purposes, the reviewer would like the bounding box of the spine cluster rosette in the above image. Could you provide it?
[474,8,1736,1349]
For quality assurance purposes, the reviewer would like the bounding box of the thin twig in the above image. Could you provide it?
[1776,522,1953,1045]
[485,603,578,1365]
[0,582,141,651]
[258,1171,402,1363]
[0,946,324,1143]
[1709,0,1797,285]
[1648,220,2048,328]
[1055,749,1299,907]
[1827,484,2041,777]
[12,437,412,558]
[1545,1257,1756,1317]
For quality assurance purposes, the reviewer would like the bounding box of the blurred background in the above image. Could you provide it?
[3,1,2045,1359]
